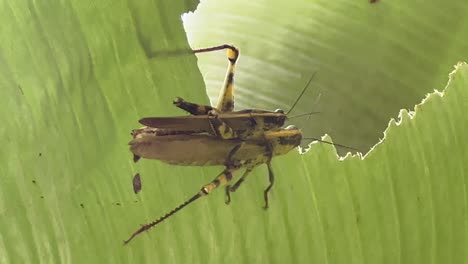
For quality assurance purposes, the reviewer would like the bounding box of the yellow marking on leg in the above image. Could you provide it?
[226,48,239,62]
[207,111,236,139]
[192,44,239,113]
[218,123,235,139]
[202,168,237,194]
[216,46,239,112]
[173,97,216,115]
[198,106,210,114]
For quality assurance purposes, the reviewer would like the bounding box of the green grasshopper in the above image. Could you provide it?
[125,45,308,244]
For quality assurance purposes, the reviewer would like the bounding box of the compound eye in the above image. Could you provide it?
[285,125,298,130]
[274,109,285,114]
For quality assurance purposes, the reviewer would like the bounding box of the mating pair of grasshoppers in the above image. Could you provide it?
[125,45,306,244]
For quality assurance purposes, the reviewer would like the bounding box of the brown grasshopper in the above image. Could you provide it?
[125,45,306,244]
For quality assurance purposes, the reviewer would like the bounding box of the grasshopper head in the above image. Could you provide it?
[278,125,302,147]
[261,109,287,131]
[265,125,302,157]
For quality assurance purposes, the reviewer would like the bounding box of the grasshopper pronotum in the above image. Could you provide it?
[125,45,305,244]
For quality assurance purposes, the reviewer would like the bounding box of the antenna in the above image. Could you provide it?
[286,71,318,115]
[288,111,321,120]
[302,137,360,152]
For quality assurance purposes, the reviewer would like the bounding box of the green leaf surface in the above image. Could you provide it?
[184,0,468,153]
[1,0,467,263]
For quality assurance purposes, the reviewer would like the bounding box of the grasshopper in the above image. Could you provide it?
[137,44,311,143]
[125,45,305,244]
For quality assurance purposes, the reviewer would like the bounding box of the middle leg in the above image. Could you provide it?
[225,167,253,205]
